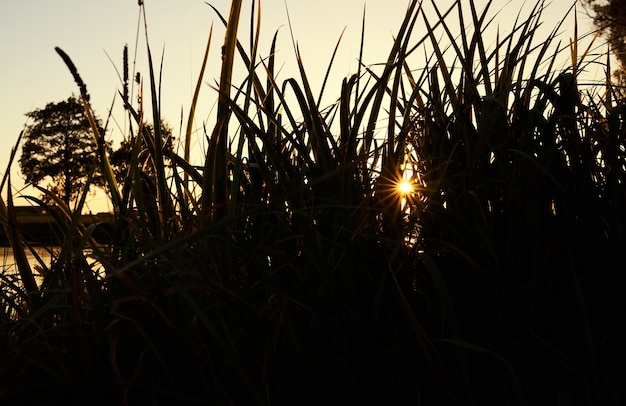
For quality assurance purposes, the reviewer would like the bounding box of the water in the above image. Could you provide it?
[1,245,57,283]
[1,245,105,285]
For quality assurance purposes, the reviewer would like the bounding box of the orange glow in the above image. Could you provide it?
[397,178,414,195]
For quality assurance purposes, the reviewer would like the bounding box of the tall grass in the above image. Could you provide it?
[1,0,624,404]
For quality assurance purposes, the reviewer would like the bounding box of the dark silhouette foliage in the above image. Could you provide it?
[584,0,626,91]
[109,121,175,184]
[2,1,626,405]
[19,95,109,205]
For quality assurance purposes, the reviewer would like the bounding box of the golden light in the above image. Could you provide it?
[397,178,414,196]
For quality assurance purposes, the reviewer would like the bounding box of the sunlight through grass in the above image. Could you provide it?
[397,178,414,196]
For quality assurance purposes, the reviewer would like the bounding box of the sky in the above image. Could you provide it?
[0,0,594,212]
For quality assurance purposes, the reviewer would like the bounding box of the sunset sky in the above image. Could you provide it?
[0,1,593,211]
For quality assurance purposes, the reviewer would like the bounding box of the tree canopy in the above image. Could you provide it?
[19,95,109,206]
[109,121,175,184]
[584,0,626,87]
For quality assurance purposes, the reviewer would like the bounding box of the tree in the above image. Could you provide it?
[583,0,626,91]
[109,121,175,184]
[19,95,109,206]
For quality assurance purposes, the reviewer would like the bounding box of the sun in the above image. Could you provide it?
[397,178,414,195]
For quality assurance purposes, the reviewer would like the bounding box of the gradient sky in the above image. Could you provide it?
[0,0,592,211]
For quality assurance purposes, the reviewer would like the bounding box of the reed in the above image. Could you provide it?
[1,1,624,404]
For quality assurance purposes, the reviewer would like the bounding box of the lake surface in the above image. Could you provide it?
[1,246,105,286]
[1,246,57,283]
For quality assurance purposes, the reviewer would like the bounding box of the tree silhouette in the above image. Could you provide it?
[19,95,109,206]
[583,0,626,92]
[109,121,175,184]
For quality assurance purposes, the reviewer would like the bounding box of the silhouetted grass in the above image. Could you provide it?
[1,1,624,404]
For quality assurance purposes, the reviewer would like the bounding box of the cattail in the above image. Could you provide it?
[123,44,129,108]
[55,47,90,102]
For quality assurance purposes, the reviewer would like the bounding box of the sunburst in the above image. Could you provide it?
[396,178,414,196]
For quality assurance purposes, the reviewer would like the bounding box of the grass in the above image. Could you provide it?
[1,0,625,404]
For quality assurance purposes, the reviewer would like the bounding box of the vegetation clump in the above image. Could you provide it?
[1,1,624,404]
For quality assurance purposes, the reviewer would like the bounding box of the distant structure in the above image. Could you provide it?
[0,206,114,246]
